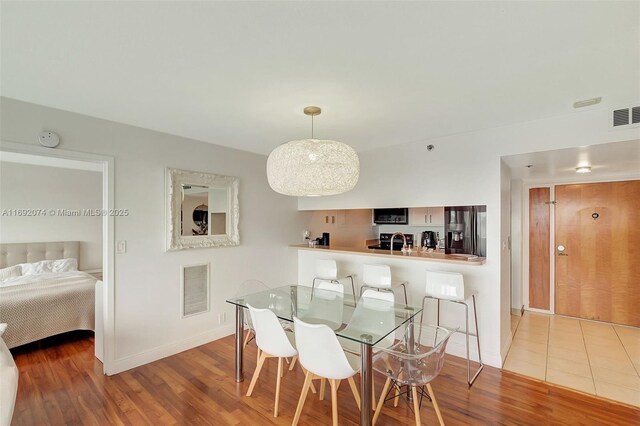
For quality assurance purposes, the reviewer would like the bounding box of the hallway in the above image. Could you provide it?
[504,311,640,407]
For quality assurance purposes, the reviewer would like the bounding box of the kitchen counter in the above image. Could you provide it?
[290,244,486,265]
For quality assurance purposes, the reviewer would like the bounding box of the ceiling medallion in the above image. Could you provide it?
[267,106,359,197]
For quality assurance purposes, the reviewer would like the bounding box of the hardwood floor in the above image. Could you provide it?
[10,331,640,425]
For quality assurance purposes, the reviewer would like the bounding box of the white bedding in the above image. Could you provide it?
[0,271,97,348]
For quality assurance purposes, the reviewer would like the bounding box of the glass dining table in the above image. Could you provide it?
[226,285,423,426]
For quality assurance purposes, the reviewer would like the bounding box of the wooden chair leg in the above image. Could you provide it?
[246,352,267,397]
[274,358,283,417]
[372,377,391,426]
[300,367,317,394]
[243,329,252,349]
[393,385,400,407]
[256,347,261,365]
[292,372,313,426]
[289,355,297,371]
[347,377,361,411]
[412,386,421,426]
[372,375,376,408]
[330,379,339,426]
[426,383,444,426]
[319,378,326,401]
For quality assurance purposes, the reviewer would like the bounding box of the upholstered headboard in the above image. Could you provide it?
[0,242,80,268]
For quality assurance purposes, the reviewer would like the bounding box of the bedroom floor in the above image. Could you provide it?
[504,311,640,407]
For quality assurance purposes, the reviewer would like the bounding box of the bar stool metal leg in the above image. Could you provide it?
[470,294,484,385]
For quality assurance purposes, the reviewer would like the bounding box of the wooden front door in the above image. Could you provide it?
[555,180,640,327]
[529,187,551,310]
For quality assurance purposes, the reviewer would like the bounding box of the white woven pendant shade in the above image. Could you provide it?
[267,138,359,196]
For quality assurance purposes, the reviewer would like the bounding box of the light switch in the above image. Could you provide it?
[116,240,127,254]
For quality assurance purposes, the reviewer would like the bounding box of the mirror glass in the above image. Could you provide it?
[167,168,239,250]
[181,184,228,236]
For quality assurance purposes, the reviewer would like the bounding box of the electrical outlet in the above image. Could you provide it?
[218,312,226,324]
[116,240,127,254]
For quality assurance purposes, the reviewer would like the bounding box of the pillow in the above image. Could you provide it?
[0,323,6,336]
[52,258,78,273]
[0,265,21,280]
[19,260,54,276]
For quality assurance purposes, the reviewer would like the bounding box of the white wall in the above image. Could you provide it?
[0,162,102,270]
[0,97,304,373]
[297,106,639,362]
[510,179,523,313]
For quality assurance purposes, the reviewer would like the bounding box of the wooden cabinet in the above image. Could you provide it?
[409,207,444,226]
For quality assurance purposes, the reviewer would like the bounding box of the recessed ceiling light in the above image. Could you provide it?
[573,97,602,108]
[575,166,592,173]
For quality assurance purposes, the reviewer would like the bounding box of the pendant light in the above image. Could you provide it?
[267,106,359,197]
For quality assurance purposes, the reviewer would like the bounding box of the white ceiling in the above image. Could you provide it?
[502,139,640,181]
[2,2,639,155]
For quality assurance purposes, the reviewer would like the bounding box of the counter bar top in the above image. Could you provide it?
[290,244,486,265]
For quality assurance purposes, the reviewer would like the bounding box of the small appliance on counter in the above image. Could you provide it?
[421,231,438,248]
[321,232,330,246]
[368,233,414,250]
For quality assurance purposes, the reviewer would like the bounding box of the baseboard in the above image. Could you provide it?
[444,335,501,368]
[110,324,235,375]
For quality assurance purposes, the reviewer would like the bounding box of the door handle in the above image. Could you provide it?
[558,253,568,256]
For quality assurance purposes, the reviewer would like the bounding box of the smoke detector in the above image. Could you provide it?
[38,131,60,148]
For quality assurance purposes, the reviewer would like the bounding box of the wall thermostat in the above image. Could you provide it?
[38,131,60,148]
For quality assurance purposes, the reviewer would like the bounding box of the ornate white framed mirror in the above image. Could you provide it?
[166,168,239,250]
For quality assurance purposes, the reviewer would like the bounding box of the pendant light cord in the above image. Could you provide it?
[311,114,314,139]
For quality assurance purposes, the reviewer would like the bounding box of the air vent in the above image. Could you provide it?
[613,108,630,127]
[632,106,640,124]
[182,264,209,317]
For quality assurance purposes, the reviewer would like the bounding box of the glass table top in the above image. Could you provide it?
[226,285,422,346]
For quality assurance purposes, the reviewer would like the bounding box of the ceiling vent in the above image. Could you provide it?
[612,105,640,127]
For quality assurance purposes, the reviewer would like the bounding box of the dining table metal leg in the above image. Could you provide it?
[235,304,244,383]
[360,335,373,426]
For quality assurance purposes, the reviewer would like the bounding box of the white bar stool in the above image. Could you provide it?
[420,270,483,386]
[312,259,357,304]
[360,264,408,305]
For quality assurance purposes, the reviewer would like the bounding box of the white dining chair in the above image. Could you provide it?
[245,304,298,417]
[360,264,408,304]
[312,259,357,304]
[292,317,362,426]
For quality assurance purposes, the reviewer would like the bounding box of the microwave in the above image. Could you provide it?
[373,208,409,225]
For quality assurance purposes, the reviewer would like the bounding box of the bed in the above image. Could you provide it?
[0,242,97,349]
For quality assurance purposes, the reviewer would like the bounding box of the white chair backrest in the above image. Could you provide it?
[0,335,18,426]
[294,317,358,380]
[425,271,465,301]
[363,264,392,288]
[316,280,344,294]
[315,259,338,280]
[247,304,297,358]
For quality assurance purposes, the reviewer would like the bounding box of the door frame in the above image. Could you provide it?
[521,174,640,317]
[0,141,116,375]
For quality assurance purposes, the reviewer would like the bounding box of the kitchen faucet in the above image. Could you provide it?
[389,232,407,252]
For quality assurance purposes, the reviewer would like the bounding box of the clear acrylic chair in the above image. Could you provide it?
[372,324,454,426]
[245,304,298,417]
[292,317,361,426]
[234,280,269,353]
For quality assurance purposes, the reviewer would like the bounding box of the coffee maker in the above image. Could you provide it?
[421,231,437,248]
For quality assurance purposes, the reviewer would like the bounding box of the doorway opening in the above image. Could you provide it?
[0,142,115,374]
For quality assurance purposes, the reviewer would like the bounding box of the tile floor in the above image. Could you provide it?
[504,311,640,407]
